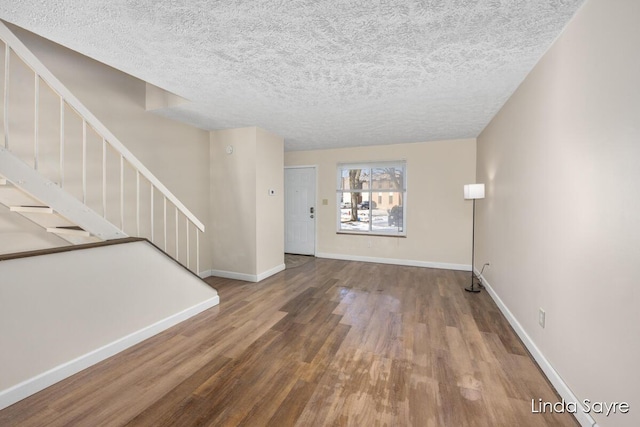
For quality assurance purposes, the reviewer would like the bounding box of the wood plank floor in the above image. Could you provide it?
[0,258,578,426]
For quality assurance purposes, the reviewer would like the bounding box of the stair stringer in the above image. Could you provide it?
[0,147,126,240]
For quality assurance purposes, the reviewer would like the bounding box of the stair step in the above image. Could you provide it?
[46,226,90,237]
[10,205,54,214]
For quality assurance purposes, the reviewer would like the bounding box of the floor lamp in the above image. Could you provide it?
[464,183,485,293]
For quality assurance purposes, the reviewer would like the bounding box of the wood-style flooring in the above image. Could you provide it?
[0,258,578,426]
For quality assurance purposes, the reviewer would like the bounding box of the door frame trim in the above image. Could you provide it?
[284,165,318,256]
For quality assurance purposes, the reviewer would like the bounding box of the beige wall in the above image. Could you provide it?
[476,1,639,425]
[285,138,476,268]
[210,127,284,278]
[210,127,258,275]
[255,127,284,274]
[2,24,212,271]
[0,240,218,408]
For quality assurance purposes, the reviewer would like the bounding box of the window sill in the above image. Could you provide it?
[336,231,406,238]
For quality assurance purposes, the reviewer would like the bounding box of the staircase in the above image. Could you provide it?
[1,185,100,244]
[0,23,218,411]
[0,22,203,272]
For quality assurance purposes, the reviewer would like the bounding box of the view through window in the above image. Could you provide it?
[336,161,406,235]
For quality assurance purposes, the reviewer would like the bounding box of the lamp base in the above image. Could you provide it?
[465,285,481,293]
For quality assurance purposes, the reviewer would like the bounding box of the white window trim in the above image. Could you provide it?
[336,161,407,236]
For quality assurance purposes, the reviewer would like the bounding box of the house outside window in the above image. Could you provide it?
[337,161,406,236]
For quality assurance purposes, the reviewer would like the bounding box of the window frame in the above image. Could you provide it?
[336,160,407,237]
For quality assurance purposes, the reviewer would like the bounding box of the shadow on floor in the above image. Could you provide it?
[284,253,315,269]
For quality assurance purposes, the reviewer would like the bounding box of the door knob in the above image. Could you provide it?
[310,207,315,213]
[310,214,314,218]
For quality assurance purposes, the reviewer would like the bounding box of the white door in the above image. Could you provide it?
[285,167,316,255]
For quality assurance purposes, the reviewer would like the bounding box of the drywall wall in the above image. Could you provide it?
[1,23,211,272]
[284,138,476,268]
[210,127,285,280]
[0,240,219,409]
[210,127,258,276]
[475,1,639,426]
[255,127,284,275]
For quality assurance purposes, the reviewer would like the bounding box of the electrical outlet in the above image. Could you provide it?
[538,308,546,328]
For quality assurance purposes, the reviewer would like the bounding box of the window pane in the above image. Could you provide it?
[372,194,404,233]
[339,192,370,232]
[336,162,405,236]
[371,167,403,191]
[340,168,370,190]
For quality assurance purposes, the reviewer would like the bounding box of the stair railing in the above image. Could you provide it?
[0,22,203,274]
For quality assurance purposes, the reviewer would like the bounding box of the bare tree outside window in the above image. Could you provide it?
[349,169,362,221]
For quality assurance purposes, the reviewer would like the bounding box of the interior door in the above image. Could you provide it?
[285,167,316,255]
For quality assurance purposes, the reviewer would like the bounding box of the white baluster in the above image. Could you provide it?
[59,98,64,188]
[82,120,87,204]
[136,170,140,236]
[102,138,106,217]
[175,206,179,261]
[150,185,154,242]
[186,217,190,269]
[163,196,167,251]
[3,44,9,149]
[120,154,124,230]
[34,74,39,170]
[196,230,200,275]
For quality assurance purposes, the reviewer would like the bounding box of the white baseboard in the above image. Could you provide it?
[208,263,286,283]
[478,272,597,427]
[256,263,286,282]
[316,252,470,271]
[199,269,213,279]
[207,268,256,282]
[0,296,219,411]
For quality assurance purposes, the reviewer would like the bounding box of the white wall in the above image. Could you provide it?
[210,127,284,280]
[476,1,639,426]
[0,240,218,409]
[210,127,258,276]
[1,24,212,271]
[255,127,284,275]
[285,138,476,269]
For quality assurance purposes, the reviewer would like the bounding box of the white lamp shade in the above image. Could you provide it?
[464,183,485,199]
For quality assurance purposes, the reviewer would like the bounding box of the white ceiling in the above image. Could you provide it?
[0,0,584,151]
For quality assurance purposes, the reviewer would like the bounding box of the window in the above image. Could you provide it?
[337,161,406,235]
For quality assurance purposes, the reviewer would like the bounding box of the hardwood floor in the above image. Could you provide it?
[0,258,578,426]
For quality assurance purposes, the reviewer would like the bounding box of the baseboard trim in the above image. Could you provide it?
[478,272,597,427]
[208,263,286,283]
[316,252,470,271]
[206,269,256,282]
[256,263,286,282]
[0,295,219,411]
[199,269,213,279]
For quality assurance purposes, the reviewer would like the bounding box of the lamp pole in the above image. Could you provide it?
[465,198,480,293]
[463,183,484,293]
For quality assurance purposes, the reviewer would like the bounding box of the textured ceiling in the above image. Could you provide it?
[0,0,584,151]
